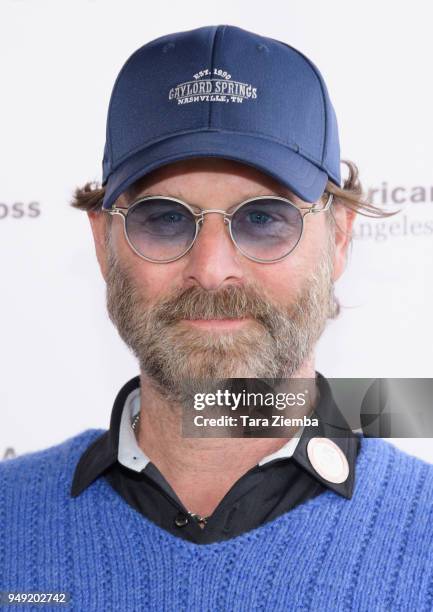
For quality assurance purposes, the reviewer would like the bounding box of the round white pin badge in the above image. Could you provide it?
[306,437,349,484]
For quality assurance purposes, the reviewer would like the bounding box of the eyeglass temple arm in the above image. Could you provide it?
[104,207,127,216]
[298,192,334,214]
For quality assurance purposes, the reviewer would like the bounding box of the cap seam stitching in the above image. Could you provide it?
[208,25,227,128]
[105,43,153,176]
[275,39,327,164]
[208,25,223,128]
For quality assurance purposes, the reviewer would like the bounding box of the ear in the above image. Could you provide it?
[87,211,109,282]
[331,204,357,281]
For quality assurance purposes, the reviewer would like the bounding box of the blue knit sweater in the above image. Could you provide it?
[1,429,433,611]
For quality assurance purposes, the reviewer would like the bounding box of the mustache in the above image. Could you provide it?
[149,284,279,326]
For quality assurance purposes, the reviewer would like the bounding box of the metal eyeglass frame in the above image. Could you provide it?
[103,192,334,264]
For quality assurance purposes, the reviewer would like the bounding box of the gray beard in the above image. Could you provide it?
[105,232,338,408]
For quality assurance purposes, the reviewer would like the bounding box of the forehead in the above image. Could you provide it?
[117,157,300,206]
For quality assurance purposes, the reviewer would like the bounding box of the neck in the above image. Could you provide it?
[136,357,317,517]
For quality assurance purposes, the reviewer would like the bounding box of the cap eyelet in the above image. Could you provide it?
[162,42,175,53]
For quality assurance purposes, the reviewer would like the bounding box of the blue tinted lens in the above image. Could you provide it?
[231,198,303,260]
[125,198,196,260]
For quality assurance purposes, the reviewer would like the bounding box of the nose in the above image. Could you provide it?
[181,212,245,291]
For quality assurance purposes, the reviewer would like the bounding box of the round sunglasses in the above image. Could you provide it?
[103,192,333,264]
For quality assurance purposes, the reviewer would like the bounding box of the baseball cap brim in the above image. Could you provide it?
[102,131,330,210]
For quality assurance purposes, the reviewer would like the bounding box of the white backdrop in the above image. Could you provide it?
[1,0,432,462]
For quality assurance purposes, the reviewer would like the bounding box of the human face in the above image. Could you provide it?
[88,158,353,405]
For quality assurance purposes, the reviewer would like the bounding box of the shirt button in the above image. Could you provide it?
[174,513,189,528]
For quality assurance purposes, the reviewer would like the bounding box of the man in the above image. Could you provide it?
[1,25,432,611]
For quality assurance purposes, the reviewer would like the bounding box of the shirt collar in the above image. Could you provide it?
[117,386,150,471]
[71,372,359,499]
[119,386,305,472]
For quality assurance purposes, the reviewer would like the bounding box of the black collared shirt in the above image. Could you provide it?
[71,372,360,544]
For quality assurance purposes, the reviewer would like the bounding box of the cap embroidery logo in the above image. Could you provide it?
[168,67,258,105]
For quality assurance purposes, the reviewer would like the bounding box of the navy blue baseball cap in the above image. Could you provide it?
[101,25,341,210]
